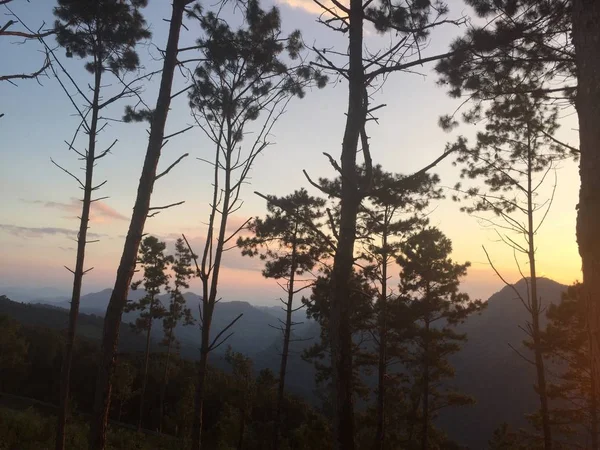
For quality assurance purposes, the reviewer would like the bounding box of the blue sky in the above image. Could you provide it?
[0,0,582,305]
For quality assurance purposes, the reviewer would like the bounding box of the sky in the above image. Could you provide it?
[0,0,582,306]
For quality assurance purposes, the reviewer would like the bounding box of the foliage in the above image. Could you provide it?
[54,0,150,74]
[162,238,195,350]
[127,236,172,334]
[543,283,600,446]
[398,227,483,448]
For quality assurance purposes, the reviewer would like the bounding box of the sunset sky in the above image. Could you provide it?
[0,0,582,305]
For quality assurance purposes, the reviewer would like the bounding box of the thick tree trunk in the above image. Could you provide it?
[573,0,600,419]
[55,66,102,450]
[329,1,364,449]
[273,233,297,450]
[88,4,187,449]
[138,316,153,431]
[527,138,552,450]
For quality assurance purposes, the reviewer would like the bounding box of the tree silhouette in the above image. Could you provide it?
[90,2,196,447]
[238,189,328,449]
[303,1,466,445]
[356,166,440,449]
[159,238,195,433]
[572,0,600,405]
[51,1,150,449]
[543,283,599,449]
[126,235,171,431]
[185,2,324,448]
[450,93,568,449]
[397,227,482,450]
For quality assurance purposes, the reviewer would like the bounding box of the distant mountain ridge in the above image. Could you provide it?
[0,278,570,448]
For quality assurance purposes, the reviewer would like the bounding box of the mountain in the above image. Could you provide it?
[0,295,147,352]
[0,279,570,447]
[437,277,568,448]
[0,286,69,303]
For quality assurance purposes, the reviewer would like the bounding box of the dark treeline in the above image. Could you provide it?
[2,0,600,449]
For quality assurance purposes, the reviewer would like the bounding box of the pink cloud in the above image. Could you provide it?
[25,198,128,223]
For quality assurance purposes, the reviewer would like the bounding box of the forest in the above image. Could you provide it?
[0,0,599,449]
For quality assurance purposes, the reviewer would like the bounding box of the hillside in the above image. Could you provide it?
[1,279,570,448]
[438,277,568,448]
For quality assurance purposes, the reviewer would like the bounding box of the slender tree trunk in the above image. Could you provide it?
[421,318,430,450]
[191,120,234,450]
[89,4,188,448]
[527,137,552,450]
[374,230,388,450]
[573,0,600,416]
[138,314,153,431]
[56,65,102,450]
[329,1,365,448]
[118,399,122,423]
[273,230,298,450]
[159,329,174,434]
[191,319,210,449]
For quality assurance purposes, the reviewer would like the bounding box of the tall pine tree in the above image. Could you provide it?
[238,189,328,450]
[126,235,171,431]
[51,2,149,449]
[397,227,482,450]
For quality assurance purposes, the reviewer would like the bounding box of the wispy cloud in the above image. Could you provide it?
[0,224,105,240]
[23,198,128,223]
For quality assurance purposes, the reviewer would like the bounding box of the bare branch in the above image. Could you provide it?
[155,153,189,181]
[208,313,243,351]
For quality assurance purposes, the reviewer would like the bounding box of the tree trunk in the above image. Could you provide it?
[55,64,102,450]
[191,114,234,450]
[329,1,365,448]
[591,350,599,450]
[191,324,210,450]
[421,318,430,450]
[374,229,388,450]
[273,230,298,450]
[527,135,552,450]
[573,0,600,418]
[138,315,153,431]
[88,4,187,448]
[159,329,174,434]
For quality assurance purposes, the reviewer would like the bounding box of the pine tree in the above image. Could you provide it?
[543,283,599,449]
[237,189,328,450]
[356,166,441,450]
[572,0,600,405]
[303,1,467,445]
[303,270,377,405]
[450,93,568,449]
[126,235,171,431]
[433,1,600,415]
[159,238,195,433]
[397,227,482,450]
[186,2,324,448]
[51,2,150,449]
[90,3,195,447]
